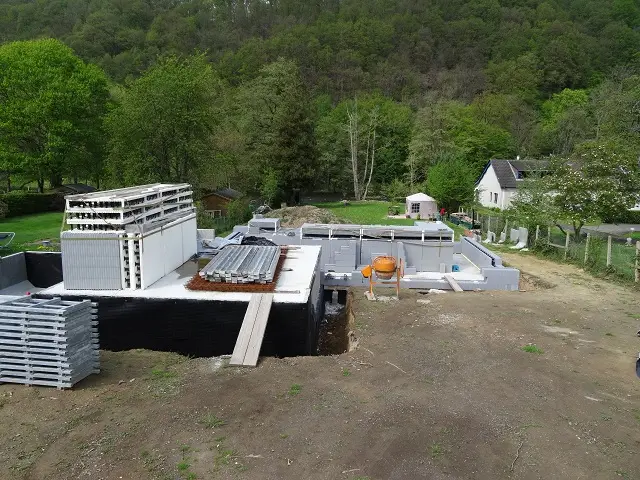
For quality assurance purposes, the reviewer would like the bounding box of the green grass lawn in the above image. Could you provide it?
[0,212,64,253]
[629,231,640,241]
[314,201,415,225]
[313,200,465,239]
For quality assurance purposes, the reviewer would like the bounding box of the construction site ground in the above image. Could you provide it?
[1,252,639,480]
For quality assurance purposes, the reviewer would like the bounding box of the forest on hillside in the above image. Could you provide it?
[0,0,639,205]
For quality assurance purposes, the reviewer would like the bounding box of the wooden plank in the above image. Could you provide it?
[242,294,273,367]
[229,294,262,366]
[444,274,463,293]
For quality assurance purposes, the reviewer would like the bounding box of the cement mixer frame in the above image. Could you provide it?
[361,256,404,299]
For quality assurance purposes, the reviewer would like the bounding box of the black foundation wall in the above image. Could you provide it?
[25,251,62,288]
[35,295,320,358]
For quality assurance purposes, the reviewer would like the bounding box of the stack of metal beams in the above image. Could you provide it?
[199,245,281,284]
[0,297,99,388]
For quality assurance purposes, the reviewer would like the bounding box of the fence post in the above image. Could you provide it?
[584,233,590,265]
[547,226,551,243]
[564,231,570,259]
[487,216,491,234]
[606,235,612,267]
[535,225,540,241]
[636,240,640,283]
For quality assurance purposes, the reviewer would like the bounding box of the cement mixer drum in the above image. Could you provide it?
[372,256,397,280]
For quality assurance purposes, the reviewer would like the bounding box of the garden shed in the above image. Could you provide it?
[405,193,437,219]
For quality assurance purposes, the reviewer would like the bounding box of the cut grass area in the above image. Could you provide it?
[314,201,415,225]
[0,212,63,253]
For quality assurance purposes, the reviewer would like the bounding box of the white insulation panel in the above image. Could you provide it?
[139,215,197,289]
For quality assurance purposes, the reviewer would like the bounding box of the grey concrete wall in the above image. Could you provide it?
[480,267,520,291]
[0,252,27,290]
[460,237,502,267]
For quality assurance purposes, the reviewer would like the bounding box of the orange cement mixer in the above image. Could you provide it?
[361,255,403,298]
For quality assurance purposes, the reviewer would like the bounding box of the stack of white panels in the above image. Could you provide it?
[61,183,198,290]
[0,297,99,388]
[65,183,194,231]
[61,213,197,290]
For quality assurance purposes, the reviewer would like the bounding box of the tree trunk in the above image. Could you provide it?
[347,100,360,200]
[37,177,45,193]
[573,221,583,239]
[49,173,63,189]
[6,173,10,193]
[362,127,376,201]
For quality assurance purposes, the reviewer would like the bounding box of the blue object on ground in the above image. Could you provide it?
[452,264,460,272]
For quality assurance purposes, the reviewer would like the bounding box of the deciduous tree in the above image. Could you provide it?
[0,38,109,191]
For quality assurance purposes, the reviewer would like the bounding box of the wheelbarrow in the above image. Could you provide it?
[0,232,15,249]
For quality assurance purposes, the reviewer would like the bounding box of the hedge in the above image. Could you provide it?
[601,209,640,224]
[0,192,64,218]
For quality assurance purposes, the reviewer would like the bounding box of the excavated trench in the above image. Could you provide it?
[317,289,357,355]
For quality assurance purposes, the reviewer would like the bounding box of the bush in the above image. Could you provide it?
[227,198,252,224]
[0,192,63,217]
[381,179,410,202]
[0,200,7,219]
[601,209,640,224]
[195,201,216,229]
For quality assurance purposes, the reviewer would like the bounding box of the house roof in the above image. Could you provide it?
[60,183,97,194]
[203,187,243,200]
[406,193,436,202]
[478,159,548,189]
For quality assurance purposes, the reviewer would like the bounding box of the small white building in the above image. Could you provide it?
[475,159,548,210]
[405,193,437,219]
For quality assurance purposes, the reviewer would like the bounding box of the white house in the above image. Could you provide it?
[475,159,548,210]
[405,193,437,219]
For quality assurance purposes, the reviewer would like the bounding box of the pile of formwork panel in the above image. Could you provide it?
[200,245,281,284]
[0,297,99,388]
[65,183,194,231]
[61,183,197,290]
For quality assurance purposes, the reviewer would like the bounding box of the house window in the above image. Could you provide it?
[205,209,222,218]
[494,193,498,203]
[410,203,420,213]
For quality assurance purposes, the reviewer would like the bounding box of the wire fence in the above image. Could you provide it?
[476,213,640,284]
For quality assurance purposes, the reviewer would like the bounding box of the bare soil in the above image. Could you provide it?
[2,252,640,479]
[265,205,346,227]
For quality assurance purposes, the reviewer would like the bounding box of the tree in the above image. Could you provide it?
[407,100,466,187]
[537,88,591,154]
[106,53,220,187]
[346,99,379,200]
[315,93,412,197]
[425,158,476,213]
[0,38,109,191]
[240,59,317,200]
[512,144,640,237]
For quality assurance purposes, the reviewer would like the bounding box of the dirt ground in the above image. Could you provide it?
[1,252,640,480]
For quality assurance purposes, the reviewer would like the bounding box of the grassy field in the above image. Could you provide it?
[313,200,466,238]
[0,212,64,253]
[313,201,415,225]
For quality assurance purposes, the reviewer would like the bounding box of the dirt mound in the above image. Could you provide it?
[265,205,346,227]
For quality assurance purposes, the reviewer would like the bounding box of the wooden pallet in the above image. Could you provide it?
[229,294,274,367]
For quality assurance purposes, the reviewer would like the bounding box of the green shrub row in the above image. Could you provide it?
[0,192,64,218]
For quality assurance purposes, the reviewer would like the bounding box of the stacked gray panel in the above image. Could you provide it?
[61,231,123,290]
[200,245,281,284]
[0,297,99,388]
